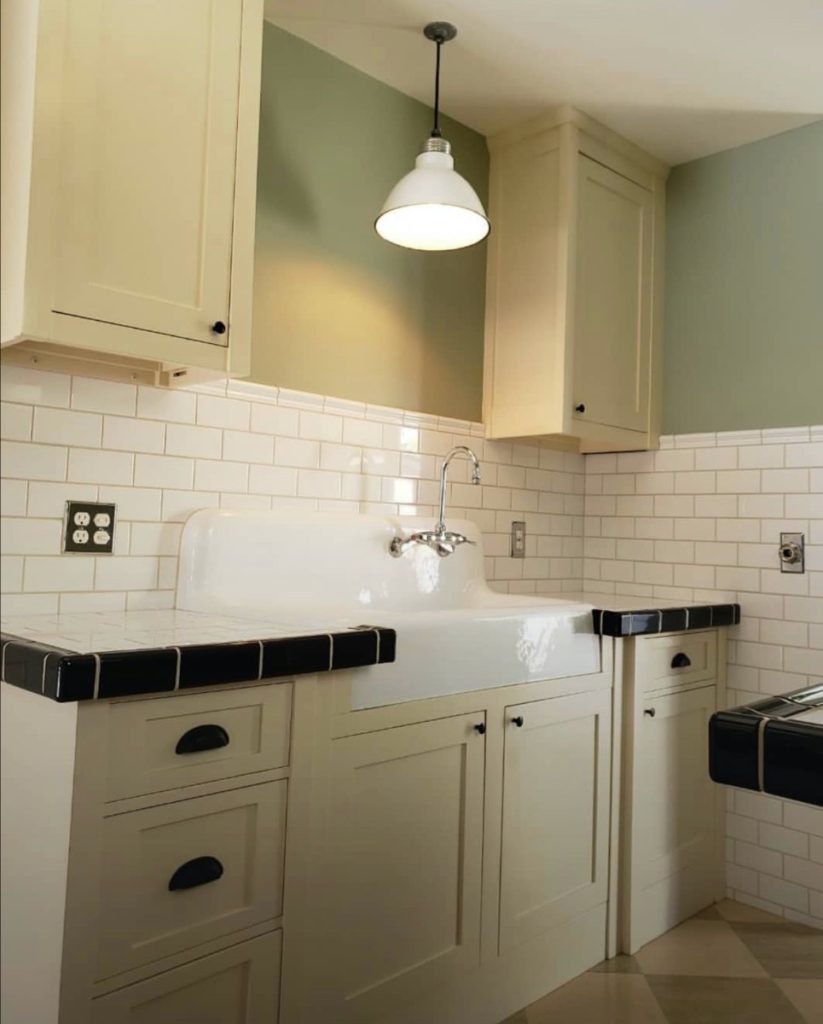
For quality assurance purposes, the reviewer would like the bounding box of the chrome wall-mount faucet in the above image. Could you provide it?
[389,446,481,558]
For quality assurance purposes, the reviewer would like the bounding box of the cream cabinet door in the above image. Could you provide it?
[317,713,485,1022]
[573,156,653,433]
[51,0,242,345]
[91,930,281,1024]
[499,689,611,954]
[628,684,719,951]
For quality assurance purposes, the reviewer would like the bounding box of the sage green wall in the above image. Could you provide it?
[663,122,823,434]
[252,23,489,420]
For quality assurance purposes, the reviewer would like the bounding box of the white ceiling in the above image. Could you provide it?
[264,0,823,165]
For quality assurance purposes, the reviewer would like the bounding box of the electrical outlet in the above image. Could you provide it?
[511,520,526,558]
[64,501,116,554]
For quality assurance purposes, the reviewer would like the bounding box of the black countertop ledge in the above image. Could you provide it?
[0,609,396,702]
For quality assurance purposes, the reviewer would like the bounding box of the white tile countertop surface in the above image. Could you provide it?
[0,608,369,653]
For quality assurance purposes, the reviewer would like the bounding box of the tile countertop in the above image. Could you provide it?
[0,596,741,704]
[548,593,741,638]
[0,609,396,703]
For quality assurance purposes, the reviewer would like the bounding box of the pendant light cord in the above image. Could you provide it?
[432,40,442,137]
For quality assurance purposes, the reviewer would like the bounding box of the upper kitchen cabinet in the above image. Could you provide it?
[483,107,668,452]
[0,0,263,385]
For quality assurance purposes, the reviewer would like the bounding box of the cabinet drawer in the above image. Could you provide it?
[91,930,281,1024]
[106,684,292,801]
[636,631,717,692]
[97,781,286,979]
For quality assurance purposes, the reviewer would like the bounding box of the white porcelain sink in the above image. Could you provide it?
[177,509,600,708]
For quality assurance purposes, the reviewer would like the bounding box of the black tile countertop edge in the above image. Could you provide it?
[0,626,397,703]
[709,684,823,808]
[592,603,741,637]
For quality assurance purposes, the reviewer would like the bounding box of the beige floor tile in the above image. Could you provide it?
[647,975,806,1024]
[589,954,641,974]
[732,922,823,979]
[716,897,787,924]
[776,979,823,1024]
[525,973,667,1024]
[634,918,768,977]
[692,903,723,920]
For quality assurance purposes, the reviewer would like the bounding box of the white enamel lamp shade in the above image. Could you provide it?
[375,146,489,251]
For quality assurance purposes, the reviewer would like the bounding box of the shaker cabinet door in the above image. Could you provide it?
[499,688,611,953]
[312,713,486,1022]
[51,0,242,346]
[573,156,653,433]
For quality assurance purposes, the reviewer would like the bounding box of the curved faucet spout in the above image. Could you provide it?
[389,445,482,559]
[436,446,481,534]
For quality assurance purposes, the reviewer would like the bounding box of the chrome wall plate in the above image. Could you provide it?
[779,532,804,573]
[511,520,526,558]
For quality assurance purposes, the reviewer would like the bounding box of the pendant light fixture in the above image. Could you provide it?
[375,22,490,251]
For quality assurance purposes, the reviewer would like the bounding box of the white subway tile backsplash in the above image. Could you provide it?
[71,377,136,416]
[223,430,274,465]
[1,403,33,441]
[95,556,159,591]
[196,394,250,431]
[1,480,28,517]
[137,385,196,424]
[134,453,194,490]
[194,459,248,493]
[68,448,133,485]
[103,415,165,454]
[0,518,62,555]
[165,423,222,459]
[2,441,68,481]
[24,555,95,592]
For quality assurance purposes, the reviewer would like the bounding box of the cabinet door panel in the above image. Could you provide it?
[633,686,717,891]
[52,0,241,344]
[500,689,611,953]
[573,156,653,432]
[321,713,485,1021]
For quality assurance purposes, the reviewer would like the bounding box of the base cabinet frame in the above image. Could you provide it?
[281,647,615,1024]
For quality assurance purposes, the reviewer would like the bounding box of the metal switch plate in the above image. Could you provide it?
[778,532,804,573]
[64,501,116,554]
[511,520,526,558]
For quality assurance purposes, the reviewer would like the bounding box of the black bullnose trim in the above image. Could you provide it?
[709,684,823,808]
[0,625,397,703]
[593,603,741,637]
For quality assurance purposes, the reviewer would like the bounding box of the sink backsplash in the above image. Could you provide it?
[0,366,586,616]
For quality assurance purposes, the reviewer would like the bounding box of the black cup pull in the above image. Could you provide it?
[575,403,586,414]
[671,652,692,669]
[175,723,230,756]
[211,320,227,335]
[168,855,224,892]
[644,707,656,718]
[512,715,524,728]
[474,722,486,735]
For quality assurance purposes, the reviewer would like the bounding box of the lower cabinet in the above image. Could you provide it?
[91,930,281,1024]
[499,690,611,953]
[621,631,725,954]
[313,713,486,1022]
[288,673,614,1024]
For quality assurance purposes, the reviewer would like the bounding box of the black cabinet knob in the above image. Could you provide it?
[211,320,227,335]
[644,707,656,717]
[671,652,692,669]
[168,855,224,892]
[474,722,486,735]
[175,723,230,755]
[575,403,586,414]
[512,715,524,728]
